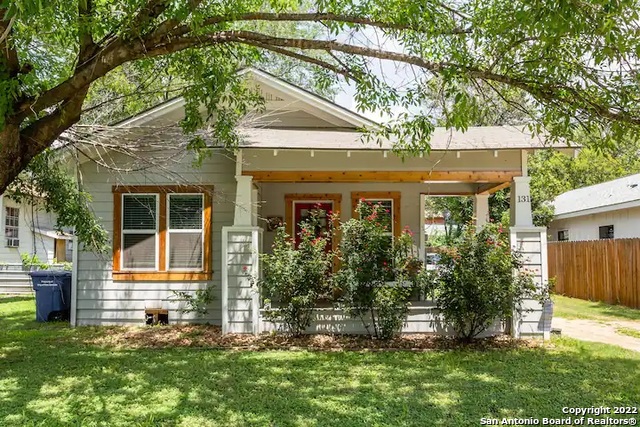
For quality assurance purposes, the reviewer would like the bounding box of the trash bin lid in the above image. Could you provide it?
[29,270,72,278]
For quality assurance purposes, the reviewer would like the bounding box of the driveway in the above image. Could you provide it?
[553,317,640,352]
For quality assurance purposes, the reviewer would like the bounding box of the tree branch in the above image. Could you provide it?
[164,12,470,41]
[201,31,640,126]
[237,40,355,80]
[0,9,19,77]
[77,0,96,65]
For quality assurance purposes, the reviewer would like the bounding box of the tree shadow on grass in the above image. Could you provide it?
[1,334,639,427]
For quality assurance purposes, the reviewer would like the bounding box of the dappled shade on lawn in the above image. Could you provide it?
[1,296,639,427]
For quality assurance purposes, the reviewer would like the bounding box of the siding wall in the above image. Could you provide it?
[0,268,32,294]
[549,207,640,242]
[75,150,237,325]
[260,306,505,336]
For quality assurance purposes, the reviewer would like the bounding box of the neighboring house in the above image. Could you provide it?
[68,68,558,338]
[424,215,446,239]
[0,194,72,265]
[549,173,640,242]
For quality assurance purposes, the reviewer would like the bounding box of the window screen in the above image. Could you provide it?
[168,194,203,269]
[122,195,157,269]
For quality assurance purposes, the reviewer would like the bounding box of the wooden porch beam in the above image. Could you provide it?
[476,182,511,195]
[244,170,521,183]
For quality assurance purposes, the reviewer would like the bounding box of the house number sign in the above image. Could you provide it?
[517,195,531,203]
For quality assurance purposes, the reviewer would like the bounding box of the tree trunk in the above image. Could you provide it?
[0,121,23,195]
[0,87,89,195]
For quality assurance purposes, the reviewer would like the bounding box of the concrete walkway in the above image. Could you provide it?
[553,317,640,352]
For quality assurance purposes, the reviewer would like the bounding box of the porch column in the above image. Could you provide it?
[251,187,259,227]
[222,172,262,335]
[509,176,533,227]
[234,175,254,226]
[473,194,490,228]
[510,227,551,340]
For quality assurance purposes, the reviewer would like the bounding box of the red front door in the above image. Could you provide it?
[293,202,333,250]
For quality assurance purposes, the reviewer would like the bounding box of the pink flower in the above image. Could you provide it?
[242,266,248,272]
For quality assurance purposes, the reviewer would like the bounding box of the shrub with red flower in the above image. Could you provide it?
[252,213,334,336]
[333,201,431,339]
[433,222,537,341]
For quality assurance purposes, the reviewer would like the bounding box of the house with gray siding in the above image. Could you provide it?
[70,68,556,338]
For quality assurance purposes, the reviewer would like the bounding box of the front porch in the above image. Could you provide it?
[221,144,548,337]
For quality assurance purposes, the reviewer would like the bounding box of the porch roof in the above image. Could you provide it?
[239,126,554,152]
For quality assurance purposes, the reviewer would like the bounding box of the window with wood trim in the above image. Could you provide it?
[112,186,213,281]
[351,192,401,238]
[5,206,19,248]
[284,193,342,271]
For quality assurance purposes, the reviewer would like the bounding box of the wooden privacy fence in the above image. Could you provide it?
[548,239,640,309]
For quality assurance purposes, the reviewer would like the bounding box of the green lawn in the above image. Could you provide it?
[616,327,640,339]
[1,296,640,427]
[552,294,640,322]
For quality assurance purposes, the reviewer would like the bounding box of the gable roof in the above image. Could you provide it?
[239,126,549,151]
[117,67,377,129]
[553,173,640,219]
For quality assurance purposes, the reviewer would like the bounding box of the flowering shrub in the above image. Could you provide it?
[335,201,430,339]
[433,223,536,341]
[254,211,334,336]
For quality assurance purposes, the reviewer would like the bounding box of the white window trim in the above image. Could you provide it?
[166,193,205,272]
[121,193,159,272]
[5,206,20,248]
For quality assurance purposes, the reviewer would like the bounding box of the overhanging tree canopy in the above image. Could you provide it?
[2,0,640,194]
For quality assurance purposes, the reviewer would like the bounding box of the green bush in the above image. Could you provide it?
[335,201,430,339]
[21,253,72,271]
[433,223,536,341]
[254,212,334,336]
[171,285,215,317]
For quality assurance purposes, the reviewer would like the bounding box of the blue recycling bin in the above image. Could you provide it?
[30,271,72,322]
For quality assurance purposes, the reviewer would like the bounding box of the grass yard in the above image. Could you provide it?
[616,327,640,339]
[552,294,640,322]
[1,296,640,427]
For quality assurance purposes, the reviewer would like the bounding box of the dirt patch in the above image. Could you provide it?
[87,324,544,352]
[553,317,640,352]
